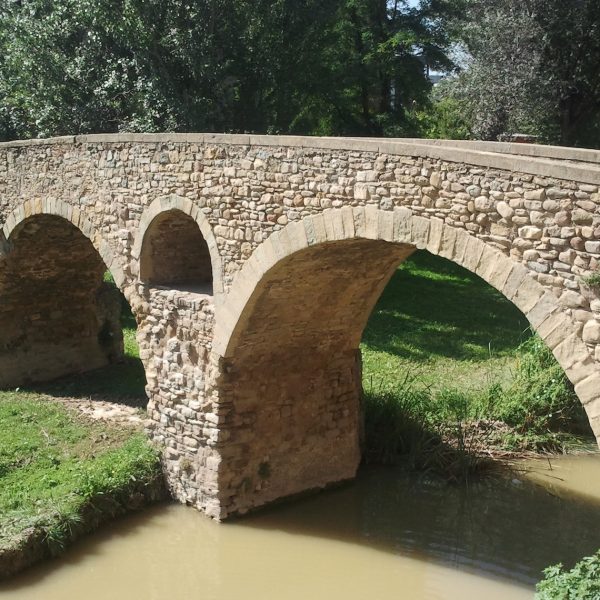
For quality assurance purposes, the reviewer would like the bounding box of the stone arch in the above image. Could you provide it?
[2,198,126,290]
[215,207,600,444]
[133,196,223,296]
[0,202,128,387]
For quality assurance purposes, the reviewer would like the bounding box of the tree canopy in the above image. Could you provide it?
[0,0,456,140]
[447,0,600,146]
[1,0,599,147]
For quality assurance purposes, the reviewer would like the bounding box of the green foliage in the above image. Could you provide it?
[0,394,161,550]
[536,551,600,600]
[0,0,458,140]
[363,375,433,468]
[450,0,600,146]
[363,381,492,478]
[417,95,471,140]
[582,272,600,290]
[493,336,580,435]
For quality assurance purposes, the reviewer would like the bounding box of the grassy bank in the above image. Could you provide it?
[0,392,164,578]
[0,290,157,578]
[360,251,592,474]
[0,284,164,577]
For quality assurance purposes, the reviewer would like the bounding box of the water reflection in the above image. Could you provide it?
[243,459,600,585]
[2,456,600,600]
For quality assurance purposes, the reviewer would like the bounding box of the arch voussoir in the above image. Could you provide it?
[411,215,430,249]
[392,207,412,244]
[305,212,327,246]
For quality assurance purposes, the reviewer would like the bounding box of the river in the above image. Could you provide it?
[3,454,600,599]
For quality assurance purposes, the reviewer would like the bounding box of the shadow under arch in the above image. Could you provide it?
[211,207,600,514]
[132,196,223,297]
[0,202,133,389]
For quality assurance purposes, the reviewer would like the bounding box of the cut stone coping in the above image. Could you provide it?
[2,134,600,186]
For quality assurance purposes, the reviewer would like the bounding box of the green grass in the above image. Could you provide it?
[361,251,590,469]
[0,393,161,554]
[361,251,531,393]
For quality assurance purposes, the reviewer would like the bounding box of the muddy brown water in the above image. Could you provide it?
[3,455,600,600]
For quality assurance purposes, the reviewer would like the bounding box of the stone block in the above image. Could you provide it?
[583,320,600,344]
[585,241,600,254]
[519,226,543,240]
[575,373,600,407]
[393,207,412,244]
[461,236,485,273]
[526,292,558,329]
[411,217,430,249]
[553,333,592,372]
[512,274,545,314]
[502,264,528,300]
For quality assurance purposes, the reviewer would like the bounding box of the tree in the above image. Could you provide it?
[0,0,457,140]
[0,0,245,137]
[449,0,600,147]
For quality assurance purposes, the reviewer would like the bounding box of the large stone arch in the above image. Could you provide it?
[0,199,128,387]
[211,207,600,516]
[132,195,224,296]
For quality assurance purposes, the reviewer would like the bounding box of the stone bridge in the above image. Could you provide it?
[1,134,600,519]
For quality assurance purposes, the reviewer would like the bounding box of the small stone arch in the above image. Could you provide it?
[215,206,600,443]
[133,196,223,296]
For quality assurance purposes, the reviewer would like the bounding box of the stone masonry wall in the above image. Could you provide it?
[0,135,599,517]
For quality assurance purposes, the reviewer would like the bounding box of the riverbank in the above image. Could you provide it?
[4,455,600,600]
[0,392,166,580]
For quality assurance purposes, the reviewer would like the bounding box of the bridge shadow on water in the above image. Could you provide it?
[237,463,600,587]
[3,463,600,594]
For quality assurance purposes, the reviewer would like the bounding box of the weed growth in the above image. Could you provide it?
[581,271,600,290]
[536,551,600,599]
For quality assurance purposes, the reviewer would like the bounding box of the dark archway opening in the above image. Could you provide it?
[0,215,146,406]
[140,209,213,294]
